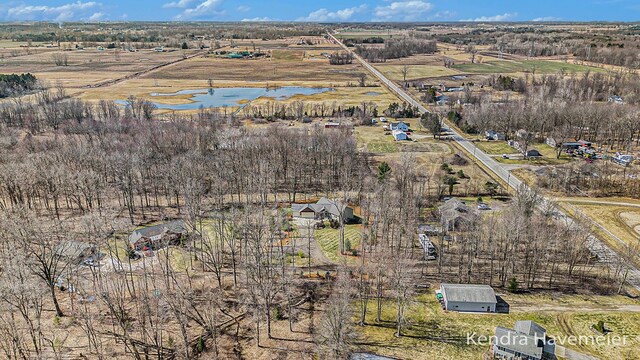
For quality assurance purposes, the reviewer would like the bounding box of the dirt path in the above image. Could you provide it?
[556,198,640,209]
[512,304,640,312]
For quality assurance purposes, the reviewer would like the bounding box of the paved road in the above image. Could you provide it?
[328,32,640,291]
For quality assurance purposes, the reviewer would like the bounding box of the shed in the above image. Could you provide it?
[325,122,340,129]
[440,283,497,312]
[392,130,407,141]
[525,149,542,157]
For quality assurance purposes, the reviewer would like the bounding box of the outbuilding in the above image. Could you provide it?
[440,283,497,312]
[392,130,408,141]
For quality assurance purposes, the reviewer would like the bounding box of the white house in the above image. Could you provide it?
[390,121,410,132]
[486,130,506,141]
[392,130,408,141]
[440,283,497,312]
[493,321,555,360]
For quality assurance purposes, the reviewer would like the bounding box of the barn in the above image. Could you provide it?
[440,283,497,312]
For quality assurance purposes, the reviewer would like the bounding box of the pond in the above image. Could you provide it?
[124,86,333,110]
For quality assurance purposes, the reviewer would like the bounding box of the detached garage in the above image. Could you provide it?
[440,283,497,313]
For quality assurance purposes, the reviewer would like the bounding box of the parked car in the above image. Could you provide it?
[477,203,491,211]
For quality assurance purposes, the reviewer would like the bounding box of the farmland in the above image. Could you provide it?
[1,19,640,360]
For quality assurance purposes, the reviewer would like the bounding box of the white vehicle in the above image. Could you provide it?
[379,117,387,123]
[613,154,634,166]
[478,203,491,211]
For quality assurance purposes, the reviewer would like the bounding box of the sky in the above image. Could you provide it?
[0,0,638,23]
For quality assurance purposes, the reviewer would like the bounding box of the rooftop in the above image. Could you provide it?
[495,326,544,359]
[130,220,187,243]
[440,283,497,304]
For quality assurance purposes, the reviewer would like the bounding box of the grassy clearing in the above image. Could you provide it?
[356,293,640,360]
[102,235,131,262]
[315,223,362,262]
[474,141,514,155]
[492,143,573,166]
[566,204,640,248]
[367,141,399,153]
[452,60,604,74]
[272,50,304,61]
[375,64,460,81]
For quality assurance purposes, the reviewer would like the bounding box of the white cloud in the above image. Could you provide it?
[431,10,456,20]
[163,0,196,9]
[88,12,104,21]
[237,5,251,12]
[374,1,433,21]
[298,4,367,22]
[175,0,225,20]
[461,13,517,22]
[7,1,101,22]
[532,16,562,22]
[241,17,273,22]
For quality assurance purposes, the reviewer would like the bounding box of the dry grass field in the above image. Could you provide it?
[358,292,640,360]
[564,203,640,250]
[0,47,202,88]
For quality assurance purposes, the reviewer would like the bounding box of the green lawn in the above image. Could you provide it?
[315,223,362,262]
[474,141,514,155]
[367,141,399,153]
[102,235,132,262]
[452,60,604,74]
[356,294,640,360]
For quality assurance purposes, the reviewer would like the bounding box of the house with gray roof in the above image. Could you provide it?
[55,241,99,265]
[291,197,355,222]
[128,220,188,251]
[389,121,410,132]
[493,320,556,360]
[440,283,497,312]
[439,198,479,231]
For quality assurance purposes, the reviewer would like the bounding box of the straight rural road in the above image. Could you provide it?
[328,32,640,292]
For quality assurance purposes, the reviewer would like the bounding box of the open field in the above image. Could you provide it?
[357,292,640,360]
[475,141,515,155]
[563,203,640,249]
[0,48,202,88]
[452,60,605,74]
[374,64,461,81]
[493,143,573,166]
[334,30,407,39]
